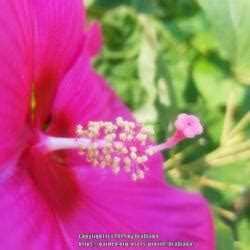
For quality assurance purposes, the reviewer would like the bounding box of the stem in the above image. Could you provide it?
[206,140,250,161]
[214,206,237,221]
[225,112,250,141]
[207,150,250,167]
[200,177,242,192]
[221,87,236,145]
[166,138,250,170]
[179,149,250,169]
[224,134,244,146]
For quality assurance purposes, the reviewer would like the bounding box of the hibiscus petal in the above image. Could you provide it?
[25,143,214,250]
[32,0,86,127]
[0,1,33,168]
[0,167,70,250]
[49,52,133,135]
[84,22,103,57]
[0,0,87,167]
[56,159,214,250]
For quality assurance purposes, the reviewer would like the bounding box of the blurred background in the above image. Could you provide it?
[86,0,250,249]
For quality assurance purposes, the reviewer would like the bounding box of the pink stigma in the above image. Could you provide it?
[175,113,203,138]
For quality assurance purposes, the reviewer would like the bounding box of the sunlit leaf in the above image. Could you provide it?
[193,58,232,107]
[215,217,234,250]
[134,15,158,123]
[208,160,250,186]
[191,31,217,53]
[199,0,250,84]
[237,218,250,250]
[135,15,177,139]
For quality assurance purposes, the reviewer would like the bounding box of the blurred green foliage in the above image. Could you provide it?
[87,0,250,249]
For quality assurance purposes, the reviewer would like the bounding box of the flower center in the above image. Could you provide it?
[38,114,203,181]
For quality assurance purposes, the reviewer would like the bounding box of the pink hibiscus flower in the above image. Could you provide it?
[0,0,214,249]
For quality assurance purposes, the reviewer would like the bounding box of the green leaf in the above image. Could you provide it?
[199,0,250,84]
[208,160,250,186]
[101,7,142,60]
[206,160,249,205]
[93,7,148,110]
[88,0,132,9]
[134,15,159,123]
[191,31,217,53]
[135,15,177,129]
[157,0,200,19]
[237,218,250,250]
[193,58,232,107]
[215,217,234,250]
[131,0,162,15]
[202,107,224,144]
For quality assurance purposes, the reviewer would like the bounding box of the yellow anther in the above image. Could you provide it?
[141,125,154,135]
[130,152,137,160]
[105,155,112,165]
[88,121,97,127]
[88,132,96,138]
[132,173,137,181]
[119,133,126,141]
[143,156,148,162]
[106,142,112,148]
[76,124,83,130]
[127,134,133,141]
[87,148,94,155]
[116,117,124,126]
[136,169,145,179]
[124,125,130,133]
[124,165,131,173]
[78,149,85,155]
[128,122,136,129]
[105,154,111,161]
[76,125,84,136]
[99,121,105,127]
[75,118,156,180]
[146,147,155,156]
[98,155,104,161]
[99,161,106,169]
[87,154,94,161]
[113,157,120,163]
[104,122,114,133]
[91,149,98,157]
[114,142,123,150]
[105,134,114,142]
[136,133,147,141]
[103,146,113,154]
[124,157,131,165]
[102,148,108,154]
[129,146,137,152]
[120,147,128,154]
[136,157,143,164]
[104,121,112,127]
